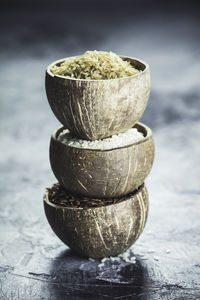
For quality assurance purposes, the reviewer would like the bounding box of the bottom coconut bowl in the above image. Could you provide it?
[43,183,149,258]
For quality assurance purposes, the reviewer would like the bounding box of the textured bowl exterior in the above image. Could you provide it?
[50,122,154,198]
[43,184,149,258]
[45,56,150,140]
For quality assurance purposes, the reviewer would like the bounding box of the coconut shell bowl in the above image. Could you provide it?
[45,56,150,141]
[50,122,154,198]
[44,183,148,258]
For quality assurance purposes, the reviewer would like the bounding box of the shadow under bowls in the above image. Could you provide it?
[45,56,150,141]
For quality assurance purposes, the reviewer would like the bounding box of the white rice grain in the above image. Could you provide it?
[58,127,144,150]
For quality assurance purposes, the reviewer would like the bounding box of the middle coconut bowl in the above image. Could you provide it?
[50,122,154,198]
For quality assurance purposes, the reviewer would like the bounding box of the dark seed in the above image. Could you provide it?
[46,183,142,208]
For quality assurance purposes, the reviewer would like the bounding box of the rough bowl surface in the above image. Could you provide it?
[50,122,154,198]
[45,56,150,140]
[43,184,149,258]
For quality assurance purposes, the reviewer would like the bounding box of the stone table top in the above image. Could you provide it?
[0,1,200,299]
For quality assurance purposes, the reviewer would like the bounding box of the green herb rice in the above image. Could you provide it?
[51,50,140,80]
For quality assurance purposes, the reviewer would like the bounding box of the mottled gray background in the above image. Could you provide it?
[0,0,200,299]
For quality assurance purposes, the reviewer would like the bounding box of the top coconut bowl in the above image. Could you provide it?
[45,56,150,141]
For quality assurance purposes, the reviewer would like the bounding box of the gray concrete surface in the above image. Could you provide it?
[0,1,200,299]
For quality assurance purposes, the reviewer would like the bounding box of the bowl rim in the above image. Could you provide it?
[46,55,149,81]
[43,183,145,211]
[51,122,153,152]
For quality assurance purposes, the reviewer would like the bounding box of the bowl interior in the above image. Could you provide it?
[122,57,146,71]
[54,122,150,152]
[44,183,145,211]
[134,122,147,137]
[47,56,147,79]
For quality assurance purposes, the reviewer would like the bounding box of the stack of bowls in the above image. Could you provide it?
[44,56,154,258]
